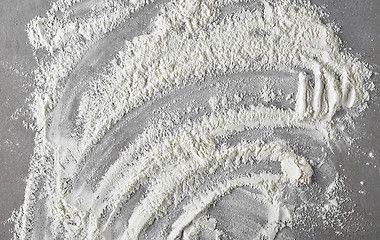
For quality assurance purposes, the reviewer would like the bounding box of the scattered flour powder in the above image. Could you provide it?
[12,0,373,239]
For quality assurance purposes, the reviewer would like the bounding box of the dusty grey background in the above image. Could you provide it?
[0,0,379,239]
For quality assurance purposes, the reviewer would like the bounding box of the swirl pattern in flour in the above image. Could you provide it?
[13,0,372,239]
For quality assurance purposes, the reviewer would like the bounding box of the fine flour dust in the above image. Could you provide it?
[12,0,373,239]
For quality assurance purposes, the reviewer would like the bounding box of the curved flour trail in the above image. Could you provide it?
[168,173,289,240]
[14,0,372,239]
[46,0,163,150]
[77,107,314,235]
[121,139,312,240]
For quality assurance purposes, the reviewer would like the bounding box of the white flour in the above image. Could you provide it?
[13,0,372,239]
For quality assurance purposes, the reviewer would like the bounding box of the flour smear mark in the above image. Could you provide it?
[12,0,373,239]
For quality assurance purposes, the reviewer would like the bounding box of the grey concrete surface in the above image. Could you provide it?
[0,0,51,239]
[0,0,379,239]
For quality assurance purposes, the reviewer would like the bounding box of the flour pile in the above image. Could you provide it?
[13,0,372,239]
